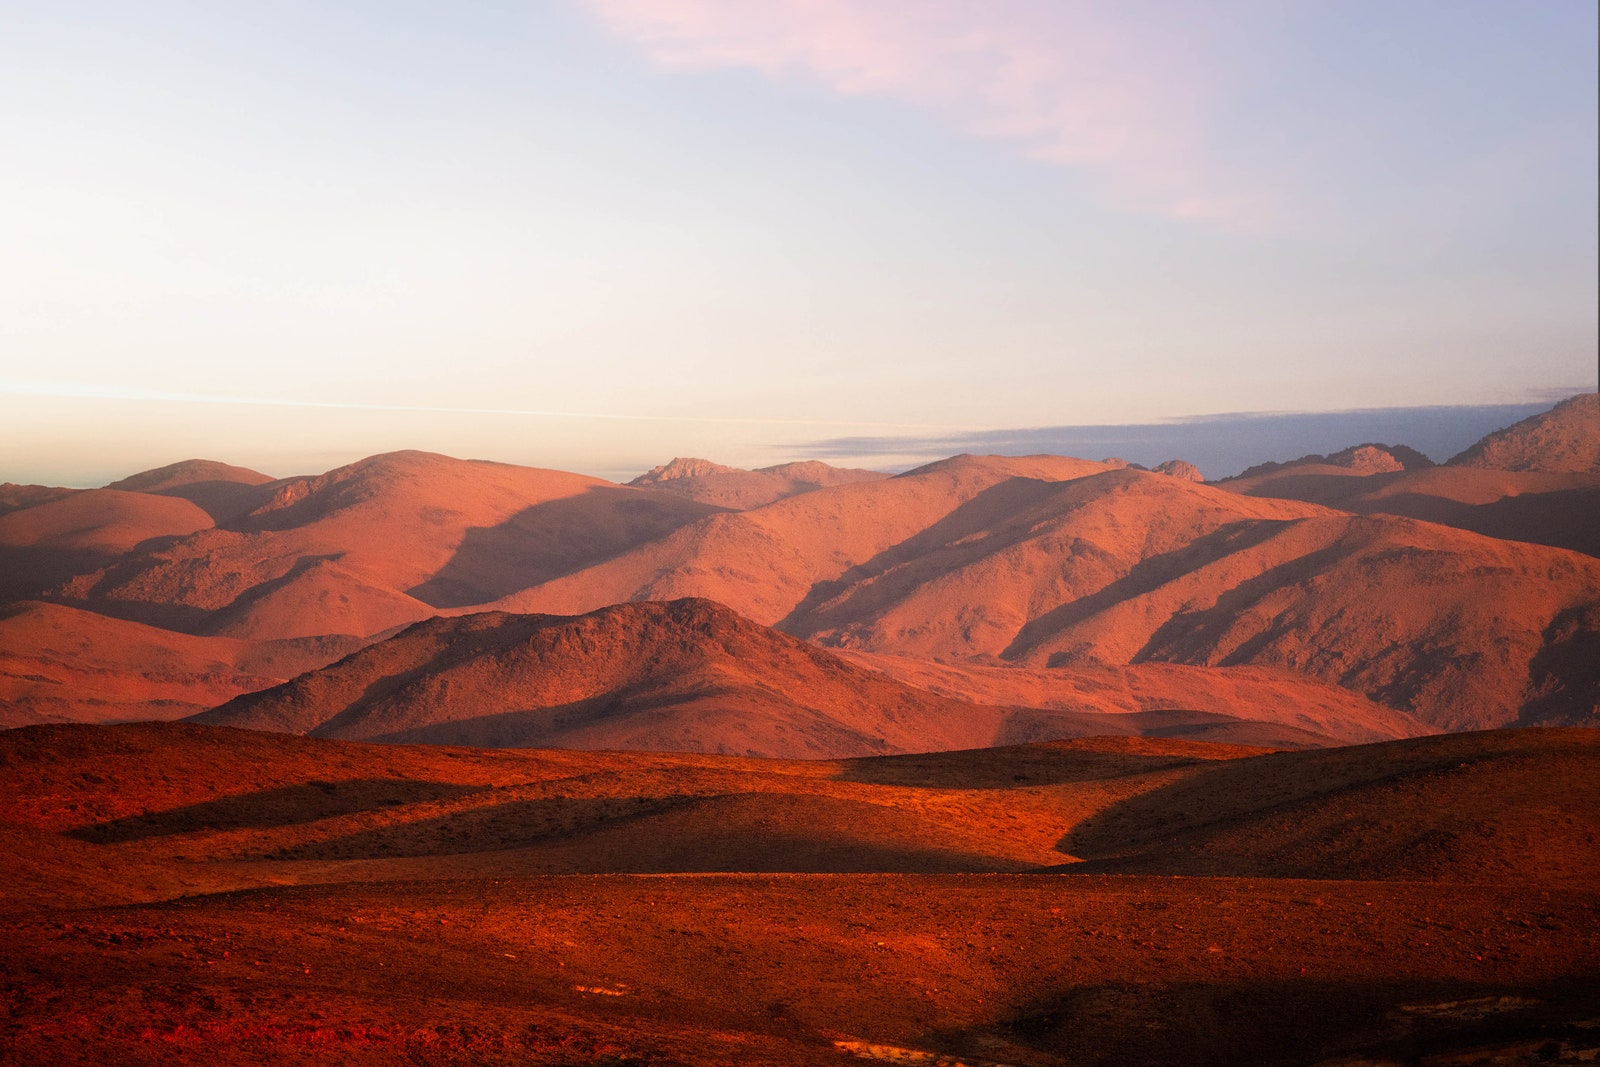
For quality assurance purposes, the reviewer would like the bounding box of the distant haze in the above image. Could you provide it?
[796,398,1586,480]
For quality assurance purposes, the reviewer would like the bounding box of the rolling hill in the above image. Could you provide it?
[195,598,1399,755]
[2,721,1596,1067]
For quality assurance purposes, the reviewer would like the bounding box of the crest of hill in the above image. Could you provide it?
[190,598,1349,757]
[105,459,277,523]
[0,484,77,519]
[1220,463,1600,558]
[104,458,273,494]
[1152,459,1204,482]
[628,456,888,509]
[0,489,214,603]
[1447,392,1599,473]
[492,453,1120,624]
[1227,442,1435,483]
[0,601,361,727]
[43,451,721,640]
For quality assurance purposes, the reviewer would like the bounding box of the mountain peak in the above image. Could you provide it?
[1447,393,1599,473]
[629,458,742,485]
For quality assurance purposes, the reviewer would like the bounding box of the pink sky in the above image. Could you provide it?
[585,0,1273,226]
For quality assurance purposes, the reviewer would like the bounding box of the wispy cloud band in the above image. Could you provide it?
[584,0,1270,226]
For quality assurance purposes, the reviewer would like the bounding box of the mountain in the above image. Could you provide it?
[193,598,1386,756]
[193,598,1000,756]
[0,489,215,602]
[0,483,76,519]
[1227,442,1435,483]
[628,456,888,509]
[492,453,1121,623]
[1219,463,1600,557]
[0,601,361,727]
[6,396,1599,743]
[44,451,721,639]
[1151,459,1204,481]
[1446,392,1598,473]
[773,465,1600,730]
[1452,391,1600,470]
[104,458,277,523]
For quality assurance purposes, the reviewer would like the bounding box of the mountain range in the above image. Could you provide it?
[2,391,1596,751]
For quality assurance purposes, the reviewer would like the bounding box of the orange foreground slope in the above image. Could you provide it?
[2,722,1597,1066]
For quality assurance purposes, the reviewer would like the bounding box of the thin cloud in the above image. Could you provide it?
[584,0,1274,227]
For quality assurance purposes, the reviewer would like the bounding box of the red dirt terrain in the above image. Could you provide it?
[1,721,1596,1066]
[1220,463,1600,558]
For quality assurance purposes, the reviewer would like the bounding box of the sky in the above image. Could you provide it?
[2,0,1595,485]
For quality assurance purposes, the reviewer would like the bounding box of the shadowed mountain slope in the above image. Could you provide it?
[47,451,721,639]
[1447,391,1598,473]
[105,459,277,523]
[837,651,1427,744]
[1219,464,1600,557]
[191,599,1366,757]
[628,456,888,509]
[0,601,362,728]
[0,489,215,602]
[780,467,1600,730]
[1061,726,1600,885]
[491,454,1123,623]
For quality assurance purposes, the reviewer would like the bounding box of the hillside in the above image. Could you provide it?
[3,723,1596,1067]
[194,598,1367,756]
[0,601,361,727]
[1447,391,1599,473]
[628,456,887,509]
[781,467,1600,730]
[104,459,277,522]
[1219,463,1600,557]
[45,451,721,639]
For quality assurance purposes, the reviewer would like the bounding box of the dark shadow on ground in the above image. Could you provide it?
[833,741,1217,791]
[68,779,483,843]
[929,975,1600,1067]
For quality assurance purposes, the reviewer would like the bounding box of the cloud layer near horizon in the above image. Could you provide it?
[584,0,1265,226]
